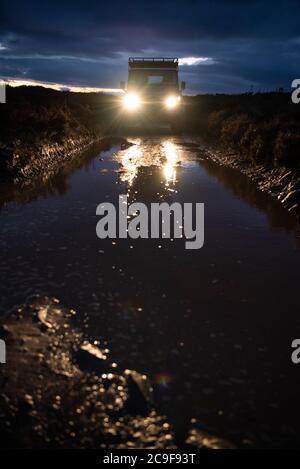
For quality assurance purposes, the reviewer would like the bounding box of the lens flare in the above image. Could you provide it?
[155,372,174,388]
[123,93,141,111]
[165,96,178,109]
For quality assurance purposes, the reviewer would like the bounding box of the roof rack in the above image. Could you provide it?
[128,57,178,69]
[129,57,178,63]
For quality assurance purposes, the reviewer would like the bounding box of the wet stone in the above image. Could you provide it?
[186,428,236,449]
[74,342,108,374]
[124,370,153,417]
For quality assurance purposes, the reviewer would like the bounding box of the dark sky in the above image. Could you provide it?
[1,0,299,93]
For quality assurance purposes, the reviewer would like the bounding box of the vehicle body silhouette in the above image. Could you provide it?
[120,57,186,130]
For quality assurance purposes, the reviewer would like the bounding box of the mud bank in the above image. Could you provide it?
[1,136,129,185]
[0,297,235,449]
[201,145,300,218]
[0,85,122,184]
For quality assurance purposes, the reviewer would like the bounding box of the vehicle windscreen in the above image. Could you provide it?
[128,70,178,88]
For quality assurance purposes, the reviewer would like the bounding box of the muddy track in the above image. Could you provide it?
[0,296,234,449]
[201,143,300,219]
[1,136,130,185]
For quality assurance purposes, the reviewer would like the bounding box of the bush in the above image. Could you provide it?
[274,132,300,169]
[220,114,251,148]
[183,92,300,170]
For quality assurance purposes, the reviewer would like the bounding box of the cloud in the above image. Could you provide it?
[179,57,214,66]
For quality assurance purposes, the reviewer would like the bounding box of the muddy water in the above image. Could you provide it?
[1,136,300,448]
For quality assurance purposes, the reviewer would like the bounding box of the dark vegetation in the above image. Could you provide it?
[0,86,299,180]
[0,85,119,177]
[184,92,300,170]
[1,85,118,146]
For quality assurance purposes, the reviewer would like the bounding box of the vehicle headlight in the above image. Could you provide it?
[123,93,141,111]
[165,96,179,109]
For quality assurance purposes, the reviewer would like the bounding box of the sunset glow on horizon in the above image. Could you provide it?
[5,78,123,94]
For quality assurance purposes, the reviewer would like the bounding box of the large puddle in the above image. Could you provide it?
[1,136,300,447]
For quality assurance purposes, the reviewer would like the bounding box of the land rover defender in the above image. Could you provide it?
[120,57,185,129]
